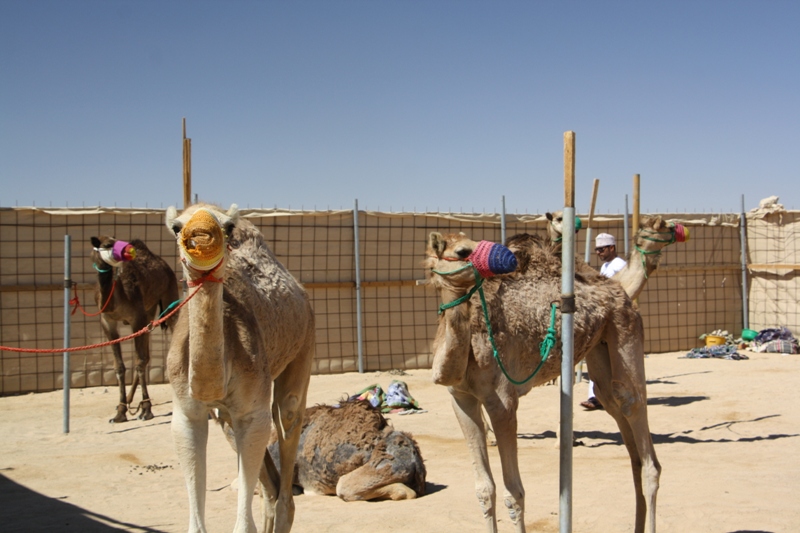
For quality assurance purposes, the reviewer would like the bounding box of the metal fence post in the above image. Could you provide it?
[740,194,749,329]
[353,200,364,373]
[63,235,72,434]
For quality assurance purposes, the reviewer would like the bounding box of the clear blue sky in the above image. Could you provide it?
[2,1,798,214]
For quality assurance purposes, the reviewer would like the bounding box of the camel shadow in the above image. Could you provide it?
[0,473,169,532]
[647,395,709,407]
[517,414,799,448]
[424,481,448,496]
[647,370,712,385]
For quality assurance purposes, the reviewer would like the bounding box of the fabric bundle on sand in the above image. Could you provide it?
[349,380,425,414]
[682,345,749,360]
[751,327,799,354]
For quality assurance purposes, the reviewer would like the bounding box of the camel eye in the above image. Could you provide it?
[171,223,182,235]
[456,247,472,259]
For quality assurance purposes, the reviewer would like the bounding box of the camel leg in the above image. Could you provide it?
[449,388,498,533]
[587,341,660,533]
[271,353,312,533]
[484,393,526,533]
[130,328,154,420]
[259,457,280,533]
[336,462,417,501]
[102,317,128,424]
[231,411,272,533]
[171,395,209,533]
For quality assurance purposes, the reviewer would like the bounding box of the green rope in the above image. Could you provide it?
[433,263,558,385]
[633,227,676,279]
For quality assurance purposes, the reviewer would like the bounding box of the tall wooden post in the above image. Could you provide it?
[183,118,192,209]
[632,174,640,239]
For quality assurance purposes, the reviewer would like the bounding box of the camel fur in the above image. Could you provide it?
[89,236,179,423]
[215,400,426,502]
[425,231,660,533]
[165,203,315,533]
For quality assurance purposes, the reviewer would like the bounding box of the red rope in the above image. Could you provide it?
[70,279,116,317]
[0,273,219,354]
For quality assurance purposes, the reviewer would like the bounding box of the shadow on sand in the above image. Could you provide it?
[0,472,169,532]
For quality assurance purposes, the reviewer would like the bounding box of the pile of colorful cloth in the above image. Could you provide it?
[682,344,749,360]
[750,327,800,354]
[348,380,426,414]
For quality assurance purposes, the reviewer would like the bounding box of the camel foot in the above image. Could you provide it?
[137,400,154,420]
[109,404,127,424]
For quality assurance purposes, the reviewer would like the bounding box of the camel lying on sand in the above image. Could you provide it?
[425,231,660,533]
[216,400,426,502]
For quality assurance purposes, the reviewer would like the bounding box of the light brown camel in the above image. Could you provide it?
[165,203,315,533]
[89,236,179,423]
[545,211,689,300]
[215,399,426,502]
[425,231,660,533]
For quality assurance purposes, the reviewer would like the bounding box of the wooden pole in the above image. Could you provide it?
[564,132,575,208]
[632,174,640,238]
[183,118,192,209]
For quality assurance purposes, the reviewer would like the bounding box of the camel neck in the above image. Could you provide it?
[615,247,661,300]
[187,278,227,402]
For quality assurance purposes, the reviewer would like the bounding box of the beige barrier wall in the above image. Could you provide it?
[2,206,796,395]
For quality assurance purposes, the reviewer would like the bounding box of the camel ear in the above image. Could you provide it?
[227,204,240,222]
[428,232,446,257]
[165,206,179,235]
[546,212,554,221]
[652,215,662,228]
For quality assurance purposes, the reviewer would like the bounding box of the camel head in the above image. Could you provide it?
[166,203,240,281]
[634,215,690,256]
[425,231,517,292]
[90,235,136,269]
[545,211,582,243]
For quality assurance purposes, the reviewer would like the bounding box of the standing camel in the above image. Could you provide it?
[90,236,179,423]
[165,203,315,533]
[425,231,660,533]
[545,211,688,299]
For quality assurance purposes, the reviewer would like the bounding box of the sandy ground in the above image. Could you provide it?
[1,350,798,533]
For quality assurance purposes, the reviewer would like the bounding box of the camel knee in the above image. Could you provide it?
[504,496,524,526]
[475,482,496,519]
[275,394,302,434]
[611,380,640,417]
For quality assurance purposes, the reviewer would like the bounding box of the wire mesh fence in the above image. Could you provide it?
[1,205,797,395]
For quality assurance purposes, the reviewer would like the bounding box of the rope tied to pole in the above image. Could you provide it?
[0,273,217,354]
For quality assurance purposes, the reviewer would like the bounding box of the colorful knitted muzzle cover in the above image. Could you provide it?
[674,223,690,242]
[96,240,136,266]
[468,240,518,278]
[178,208,226,271]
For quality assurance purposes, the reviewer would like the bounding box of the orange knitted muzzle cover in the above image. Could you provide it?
[179,208,226,271]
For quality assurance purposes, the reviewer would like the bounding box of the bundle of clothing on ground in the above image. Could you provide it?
[685,326,799,359]
[347,380,427,415]
[749,327,800,354]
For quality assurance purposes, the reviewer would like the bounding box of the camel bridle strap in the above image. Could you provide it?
[183,257,225,287]
[433,262,558,386]
[633,227,676,279]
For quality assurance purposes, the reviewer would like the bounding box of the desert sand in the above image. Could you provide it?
[1,349,798,533]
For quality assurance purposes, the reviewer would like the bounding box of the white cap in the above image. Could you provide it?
[595,233,616,247]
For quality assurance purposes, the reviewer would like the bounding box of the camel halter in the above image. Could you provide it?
[633,224,689,279]
[550,216,582,243]
[432,245,556,386]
